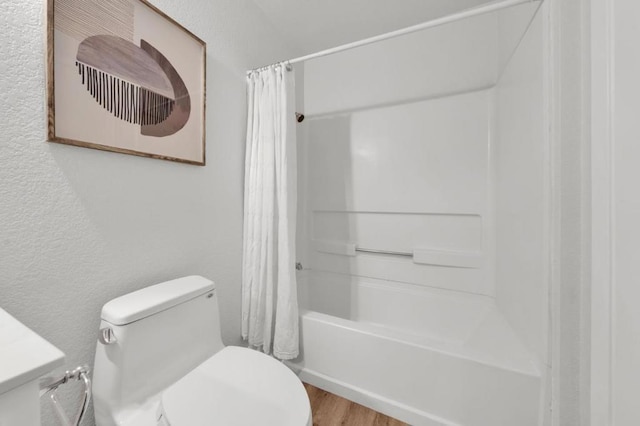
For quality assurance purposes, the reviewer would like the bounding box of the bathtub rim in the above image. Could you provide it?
[297,308,541,377]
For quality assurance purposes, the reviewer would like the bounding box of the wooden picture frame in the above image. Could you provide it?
[47,0,206,165]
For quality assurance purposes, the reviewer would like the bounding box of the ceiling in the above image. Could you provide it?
[251,0,496,57]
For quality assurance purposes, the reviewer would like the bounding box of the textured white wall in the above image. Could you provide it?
[0,0,294,424]
[303,12,499,116]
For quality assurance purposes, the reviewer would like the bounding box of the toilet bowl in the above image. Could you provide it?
[92,276,311,426]
[159,346,310,426]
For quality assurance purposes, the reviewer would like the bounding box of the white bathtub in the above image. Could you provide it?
[288,271,542,426]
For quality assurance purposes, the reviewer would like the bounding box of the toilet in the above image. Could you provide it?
[92,276,312,426]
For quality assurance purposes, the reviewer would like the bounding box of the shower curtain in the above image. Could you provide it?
[241,64,299,360]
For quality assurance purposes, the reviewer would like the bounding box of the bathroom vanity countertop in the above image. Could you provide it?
[0,308,65,395]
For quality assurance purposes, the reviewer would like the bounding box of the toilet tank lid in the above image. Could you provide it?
[101,276,215,325]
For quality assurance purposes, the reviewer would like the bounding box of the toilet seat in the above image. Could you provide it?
[160,346,311,426]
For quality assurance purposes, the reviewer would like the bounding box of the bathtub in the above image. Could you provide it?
[287,271,542,426]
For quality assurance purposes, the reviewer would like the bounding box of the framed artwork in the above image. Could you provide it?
[47,0,206,165]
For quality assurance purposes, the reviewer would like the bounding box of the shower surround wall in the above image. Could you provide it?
[292,4,547,426]
[303,90,493,296]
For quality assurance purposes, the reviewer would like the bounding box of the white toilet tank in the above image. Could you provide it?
[93,276,223,426]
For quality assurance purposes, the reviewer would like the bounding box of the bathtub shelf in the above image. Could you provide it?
[313,240,483,268]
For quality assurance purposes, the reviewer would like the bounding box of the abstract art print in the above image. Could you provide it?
[47,0,206,165]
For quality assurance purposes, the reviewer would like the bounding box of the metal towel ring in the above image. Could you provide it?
[39,365,92,426]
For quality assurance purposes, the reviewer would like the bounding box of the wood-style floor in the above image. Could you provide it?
[304,383,407,426]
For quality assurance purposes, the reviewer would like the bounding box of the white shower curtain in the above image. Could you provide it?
[241,64,299,360]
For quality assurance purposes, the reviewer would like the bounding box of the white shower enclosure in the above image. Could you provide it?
[288,1,549,425]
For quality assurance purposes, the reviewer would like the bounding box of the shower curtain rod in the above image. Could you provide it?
[248,0,540,73]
